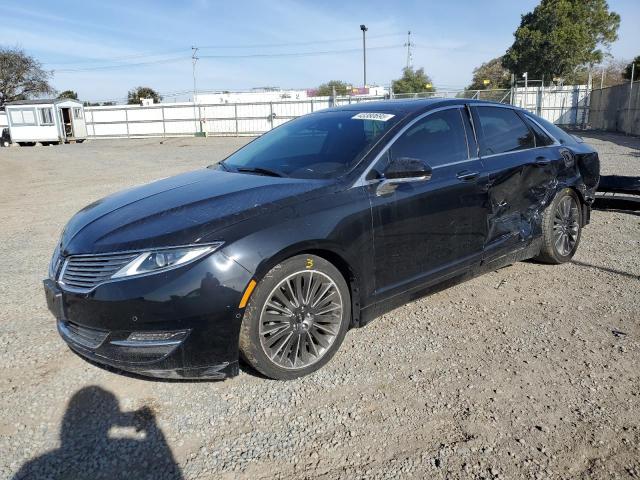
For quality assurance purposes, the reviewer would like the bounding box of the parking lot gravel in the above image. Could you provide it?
[0,132,638,479]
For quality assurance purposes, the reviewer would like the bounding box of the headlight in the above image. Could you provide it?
[111,243,223,279]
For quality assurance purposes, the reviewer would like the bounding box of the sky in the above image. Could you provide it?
[2,0,639,103]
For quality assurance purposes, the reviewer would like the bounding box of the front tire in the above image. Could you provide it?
[535,188,582,264]
[239,255,350,380]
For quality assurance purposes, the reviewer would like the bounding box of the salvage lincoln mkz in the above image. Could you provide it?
[44,99,600,380]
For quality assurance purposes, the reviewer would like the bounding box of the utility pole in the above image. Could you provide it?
[404,30,414,69]
[360,24,368,87]
[628,62,635,133]
[191,46,200,134]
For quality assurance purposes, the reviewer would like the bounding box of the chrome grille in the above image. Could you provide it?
[60,252,139,292]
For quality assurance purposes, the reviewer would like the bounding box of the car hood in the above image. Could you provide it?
[61,168,334,255]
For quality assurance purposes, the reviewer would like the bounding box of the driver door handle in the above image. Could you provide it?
[456,170,479,181]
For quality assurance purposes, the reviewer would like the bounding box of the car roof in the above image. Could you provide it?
[324,97,511,115]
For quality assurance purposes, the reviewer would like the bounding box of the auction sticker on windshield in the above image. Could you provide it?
[351,112,395,121]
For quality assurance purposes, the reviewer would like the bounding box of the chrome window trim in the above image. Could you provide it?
[353,105,473,187]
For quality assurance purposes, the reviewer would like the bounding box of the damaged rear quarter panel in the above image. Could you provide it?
[481,139,599,260]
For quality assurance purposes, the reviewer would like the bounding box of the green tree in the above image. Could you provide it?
[503,0,620,80]
[127,86,162,105]
[623,56,640,81]
[58,90,78,100]
[314,80,350,96]
[468,57,511,90]
[391,67,434,94]
[0,47,54,106]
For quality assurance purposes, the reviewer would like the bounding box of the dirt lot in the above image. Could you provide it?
[0,132,639,479]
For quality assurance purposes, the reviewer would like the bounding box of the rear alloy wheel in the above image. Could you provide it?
[239,255,350,379]
[536,188,582,264]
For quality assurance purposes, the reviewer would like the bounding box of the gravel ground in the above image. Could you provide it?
[0,132,638,479]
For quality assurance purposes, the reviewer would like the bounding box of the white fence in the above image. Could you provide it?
[83,96,386,138]
[0,86,591,139]
[511,85,590,126]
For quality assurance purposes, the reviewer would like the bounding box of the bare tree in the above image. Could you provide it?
[0,47,54,106]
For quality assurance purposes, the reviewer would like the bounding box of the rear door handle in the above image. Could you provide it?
[535,156,551,166]
[456,170,479,181]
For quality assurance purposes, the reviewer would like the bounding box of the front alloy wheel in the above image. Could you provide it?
[240,255,350,379]
[259,270,343,369]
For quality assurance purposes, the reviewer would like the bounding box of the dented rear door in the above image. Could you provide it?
[471,105,557,260]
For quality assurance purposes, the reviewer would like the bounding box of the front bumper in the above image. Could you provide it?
[44,251,253,379]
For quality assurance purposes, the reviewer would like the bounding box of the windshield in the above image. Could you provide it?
[220,110,401,179]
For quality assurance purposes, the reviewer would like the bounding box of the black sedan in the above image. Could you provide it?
[44,99,600,380]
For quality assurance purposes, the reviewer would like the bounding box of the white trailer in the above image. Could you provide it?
[5,99,87,146]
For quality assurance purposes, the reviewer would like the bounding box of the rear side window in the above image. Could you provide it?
[527,113,577,146]
[522,114,554,147]
[476,106,534,156]
[388,108,469,167]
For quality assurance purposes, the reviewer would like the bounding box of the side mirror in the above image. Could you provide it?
[384,157,432,181]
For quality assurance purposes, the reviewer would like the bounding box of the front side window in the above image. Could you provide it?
[39,108,54,125]
[476,106,534,156]
[220,110,401,179]
[73,107,83,119]
[389,108,469,166]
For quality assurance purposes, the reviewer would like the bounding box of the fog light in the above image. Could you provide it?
[110,330,189,347]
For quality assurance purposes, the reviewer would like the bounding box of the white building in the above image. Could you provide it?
[195,89,310,104]
[5,98,87,146]
[194,86,389,104]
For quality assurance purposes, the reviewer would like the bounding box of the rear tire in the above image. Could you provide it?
[239,255,350,380]
[535,188,582,264]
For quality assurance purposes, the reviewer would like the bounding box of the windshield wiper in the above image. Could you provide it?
[236,167,286,178]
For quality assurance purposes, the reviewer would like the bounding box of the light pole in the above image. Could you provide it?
[360,24,368,88]
[191,46,201,135]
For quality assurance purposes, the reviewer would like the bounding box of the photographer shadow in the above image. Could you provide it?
[13,386,183,480]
